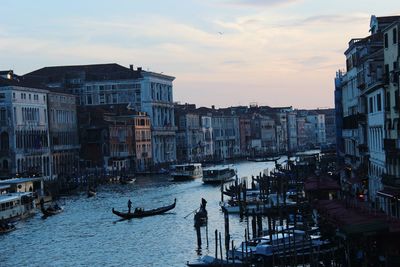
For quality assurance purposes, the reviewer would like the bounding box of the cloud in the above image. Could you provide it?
[221,0,300,7]
[274,13,369,28]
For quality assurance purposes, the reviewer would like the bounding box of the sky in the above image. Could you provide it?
[0,1,399,109]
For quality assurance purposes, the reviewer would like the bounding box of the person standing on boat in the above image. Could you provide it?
[128,199,132,213]
[200,198,207,211]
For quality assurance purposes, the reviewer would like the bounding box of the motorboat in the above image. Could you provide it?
[229,227,330,261]
[220,193,297,214]
[40,200,64,217]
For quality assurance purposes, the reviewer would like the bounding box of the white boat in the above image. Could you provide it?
[171,163,203,181]
[202,167,236,184]
[0,192,35,222]
[230,227,329,261]
[220,193,297,214]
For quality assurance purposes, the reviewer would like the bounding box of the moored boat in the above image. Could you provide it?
[202,167,236,184]
[112,199,176,219]
[0,192,35,222]
[171,164,202,181]
[186,255,243,267]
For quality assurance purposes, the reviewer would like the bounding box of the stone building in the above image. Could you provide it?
[78,105,151,173]
[24,63,176,166]
[48,91,80,180]
[0,77,51,178]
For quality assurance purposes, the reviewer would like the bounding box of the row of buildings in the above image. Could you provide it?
[335,15,400,218]
[174,103,335,163]
[0,63,334,181]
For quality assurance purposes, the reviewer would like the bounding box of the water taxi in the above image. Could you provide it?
[171,163,203,181]
[202,167,236,184]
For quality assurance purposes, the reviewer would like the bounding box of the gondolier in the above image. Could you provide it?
[128,199,132,213]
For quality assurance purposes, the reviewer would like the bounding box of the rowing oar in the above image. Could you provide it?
[183,208,198,219]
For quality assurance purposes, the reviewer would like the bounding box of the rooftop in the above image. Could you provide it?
[0,177,43,185]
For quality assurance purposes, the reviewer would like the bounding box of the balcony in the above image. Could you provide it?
[382,174,400,188]
[357,144,369,153]
[342,115,357,129]
[357,72,365,90]
[383,138,400,156]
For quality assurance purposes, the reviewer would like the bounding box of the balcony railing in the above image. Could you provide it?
[382,174,400,188]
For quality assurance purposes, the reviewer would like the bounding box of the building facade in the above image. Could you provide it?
[24,64,176,166]
[0,77,51,179]
[48,91,80,180]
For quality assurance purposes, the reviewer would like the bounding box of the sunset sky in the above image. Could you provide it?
[1,0,399,109]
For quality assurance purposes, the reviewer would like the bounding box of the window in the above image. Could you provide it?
[377,93,382,111]
[384,33,388,48]
[393,28,397,44]
[386,92,391,111]
[369,97,374,113]
[12,93,15,99]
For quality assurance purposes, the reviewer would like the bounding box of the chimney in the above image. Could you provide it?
[212,105,215,110]
[137,67,142,72]
[129,64,133,71]
[7,70,13,80]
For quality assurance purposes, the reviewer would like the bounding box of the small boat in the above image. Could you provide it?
[87,189,97,198]
[187,255,243,267]
[202,167,236,184]
[171,164,203,181]
[247,156,280,162]
[112,199,176,219]
[40,199,64,217]
[120,177,136,185]
[0,222,16,234]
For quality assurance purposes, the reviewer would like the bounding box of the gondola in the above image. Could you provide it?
[112,199,176,219]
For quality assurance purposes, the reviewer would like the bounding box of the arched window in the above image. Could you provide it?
[0,131,9,150]
[3,160,8,170]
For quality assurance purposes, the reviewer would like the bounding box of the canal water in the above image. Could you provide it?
[1,159,287,267]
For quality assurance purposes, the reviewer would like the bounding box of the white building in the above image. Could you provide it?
[201,116,214,160]
[306,113,326,145]
[139,70,176,164]
[0,77,51,178]
[212,115,240,160]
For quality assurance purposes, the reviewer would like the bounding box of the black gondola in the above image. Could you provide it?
[112,199,176,219]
